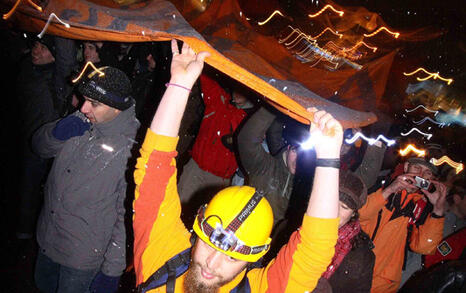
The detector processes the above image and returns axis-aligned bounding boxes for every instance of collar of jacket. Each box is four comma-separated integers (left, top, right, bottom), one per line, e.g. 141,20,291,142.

92,104,138,137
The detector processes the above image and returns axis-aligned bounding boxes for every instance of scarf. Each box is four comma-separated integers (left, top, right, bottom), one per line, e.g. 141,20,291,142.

322,220,361,279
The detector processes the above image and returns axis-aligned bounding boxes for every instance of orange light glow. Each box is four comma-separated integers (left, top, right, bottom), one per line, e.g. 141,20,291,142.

310,27,343,39
364,27,400,39
308,4,344,18
403,68,453,85
399,144,426,157
72,62,105,83
3,0,42,20
258,10,285,25
345,41,377,53
430,156,464,174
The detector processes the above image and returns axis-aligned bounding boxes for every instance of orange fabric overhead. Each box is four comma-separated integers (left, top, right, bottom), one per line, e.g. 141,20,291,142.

2,0,421,128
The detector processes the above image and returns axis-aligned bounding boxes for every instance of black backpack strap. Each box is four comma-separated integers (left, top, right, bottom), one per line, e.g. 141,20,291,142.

137,247,191,293
230,275,251,293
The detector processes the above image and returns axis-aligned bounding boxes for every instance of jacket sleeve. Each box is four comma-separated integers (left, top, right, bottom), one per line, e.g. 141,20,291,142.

353,144,387,190
237,107,277,176
249,216,339,292
359,188,386,222
132,129,191,285
409,216,445,254
32,119,65,158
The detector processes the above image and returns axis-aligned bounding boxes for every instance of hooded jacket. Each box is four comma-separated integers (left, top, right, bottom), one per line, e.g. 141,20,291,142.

32,106,139,276
237,107,293,225
359,188,444,292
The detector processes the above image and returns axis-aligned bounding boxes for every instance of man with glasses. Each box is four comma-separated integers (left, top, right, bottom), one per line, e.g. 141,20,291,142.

133,40,343,293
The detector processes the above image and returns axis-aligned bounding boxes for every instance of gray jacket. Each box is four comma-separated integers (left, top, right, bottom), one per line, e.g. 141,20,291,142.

238,107,293,226
33,106,139,276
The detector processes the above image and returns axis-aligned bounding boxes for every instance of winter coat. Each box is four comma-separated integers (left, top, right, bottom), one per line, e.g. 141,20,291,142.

32,106,139,276
328,230,376,293
359,188,444,292
190,74,247,179
17,59,58,153
237,107,293,225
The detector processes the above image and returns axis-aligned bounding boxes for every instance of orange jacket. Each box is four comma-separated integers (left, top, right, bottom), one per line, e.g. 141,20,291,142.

359,189,444,293
132,129,339,292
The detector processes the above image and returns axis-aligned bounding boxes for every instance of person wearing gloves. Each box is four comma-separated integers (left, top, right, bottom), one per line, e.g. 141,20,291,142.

32,66,139,293
132,40,342,293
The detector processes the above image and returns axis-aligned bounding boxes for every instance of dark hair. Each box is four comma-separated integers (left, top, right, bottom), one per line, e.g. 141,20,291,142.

339,170,368,210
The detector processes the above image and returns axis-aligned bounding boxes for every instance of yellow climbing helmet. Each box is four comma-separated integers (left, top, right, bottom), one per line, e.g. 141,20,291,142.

193,186,273,262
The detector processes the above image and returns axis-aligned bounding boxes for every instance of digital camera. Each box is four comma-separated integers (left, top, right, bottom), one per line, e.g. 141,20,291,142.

414,176,431,190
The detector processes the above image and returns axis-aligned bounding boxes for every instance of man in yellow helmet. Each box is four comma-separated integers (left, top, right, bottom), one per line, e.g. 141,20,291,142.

132,40,343,292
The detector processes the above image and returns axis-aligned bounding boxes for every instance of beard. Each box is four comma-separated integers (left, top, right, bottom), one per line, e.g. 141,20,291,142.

183,262,230,293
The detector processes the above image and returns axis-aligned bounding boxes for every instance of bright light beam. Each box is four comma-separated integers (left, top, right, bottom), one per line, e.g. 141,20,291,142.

364,26,400,39
3,0,42,20
403,68,453,85
400,128,433,140
430,156,464,174
345,132,396,146
258,10,285,25
308,4,344,18
399,144,426,157
412,117,446,128
37,13,71,39
310,27,343,39
72,62,105,83
405,105,439,116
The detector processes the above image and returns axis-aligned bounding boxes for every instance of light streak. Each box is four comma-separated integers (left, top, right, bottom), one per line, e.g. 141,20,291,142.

344,41,377,53
308,4,344,18
345,132,396,146
364,27,400,39
399,144,426,157
310,27,343,39
37,13,71,39
412,117,445,127
403,68,453,85
72,62,105,83
3,0,42,20
258,10,285,25
430,156,464,174
400,128,433,140
405,105,439,116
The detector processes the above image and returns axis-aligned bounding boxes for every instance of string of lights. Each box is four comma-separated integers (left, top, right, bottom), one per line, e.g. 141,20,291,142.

399,144,426,157
258,10,285,26
403,68,453,85
38,13,71,39
412,117,445,128
405,105,439,116
308,4,344,18
430,156,464,174
400,127,433,140
363,26,400,39
72,62,105,83
3,0,42,20
345,132,396,146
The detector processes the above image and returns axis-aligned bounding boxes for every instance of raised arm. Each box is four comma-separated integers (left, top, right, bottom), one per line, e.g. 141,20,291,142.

150,40,209,137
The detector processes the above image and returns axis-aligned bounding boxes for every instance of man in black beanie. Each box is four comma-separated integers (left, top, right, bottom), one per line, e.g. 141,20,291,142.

32,66,139,293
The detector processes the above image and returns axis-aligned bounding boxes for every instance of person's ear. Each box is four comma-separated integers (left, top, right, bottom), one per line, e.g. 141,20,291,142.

404,162,409,173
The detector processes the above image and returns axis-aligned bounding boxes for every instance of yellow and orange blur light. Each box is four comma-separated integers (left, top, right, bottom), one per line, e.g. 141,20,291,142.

308,4,344,18
72,62,105,83
403,67,453,85
310,27,343,39
364,26,400,39
3,0,42,20
258,10,285,26
345,41,377,53
430,156,464,174
399,144,426,157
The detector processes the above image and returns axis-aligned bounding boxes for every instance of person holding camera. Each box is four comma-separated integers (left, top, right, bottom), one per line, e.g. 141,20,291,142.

358,156,447,292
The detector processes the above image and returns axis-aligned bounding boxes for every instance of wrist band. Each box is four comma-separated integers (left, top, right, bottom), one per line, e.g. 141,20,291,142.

165,83,192,93
431,213,444,218
315,158,340,169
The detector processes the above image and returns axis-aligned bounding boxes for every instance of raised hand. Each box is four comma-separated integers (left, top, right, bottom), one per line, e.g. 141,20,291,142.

422,180,447,216
307,107,343,159
169,40,210,89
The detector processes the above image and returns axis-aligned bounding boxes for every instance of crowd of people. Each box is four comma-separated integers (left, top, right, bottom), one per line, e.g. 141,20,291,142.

8,32,466,293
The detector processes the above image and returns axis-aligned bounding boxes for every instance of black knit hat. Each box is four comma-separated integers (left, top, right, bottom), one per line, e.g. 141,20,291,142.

77,66,133,110
36,35,56,57
339,170,368,210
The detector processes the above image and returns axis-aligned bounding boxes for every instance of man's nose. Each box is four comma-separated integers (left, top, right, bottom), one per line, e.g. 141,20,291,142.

81,101,91,113
205,250,222,270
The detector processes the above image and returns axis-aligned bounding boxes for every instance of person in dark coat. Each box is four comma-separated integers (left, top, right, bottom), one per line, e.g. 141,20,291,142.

16,35,59,240
313,170,376,293
32,66,139,293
